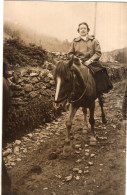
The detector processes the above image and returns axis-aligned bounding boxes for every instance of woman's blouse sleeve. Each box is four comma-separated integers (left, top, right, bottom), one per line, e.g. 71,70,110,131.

90,39,102,62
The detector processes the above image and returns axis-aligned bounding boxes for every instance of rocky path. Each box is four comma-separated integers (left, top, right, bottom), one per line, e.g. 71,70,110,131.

3,80,126,195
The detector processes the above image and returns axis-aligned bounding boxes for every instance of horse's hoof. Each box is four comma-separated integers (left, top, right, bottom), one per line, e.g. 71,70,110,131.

65,140,71,145
90,136,97,146
63,143,72,157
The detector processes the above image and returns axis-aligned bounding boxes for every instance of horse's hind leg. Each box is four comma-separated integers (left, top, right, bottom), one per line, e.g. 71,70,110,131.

89,102,97,145
98,95,107,124
82,107,88,132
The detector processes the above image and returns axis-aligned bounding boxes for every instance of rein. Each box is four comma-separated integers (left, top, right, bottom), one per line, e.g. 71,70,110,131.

69,66,89,104
54,92,70,103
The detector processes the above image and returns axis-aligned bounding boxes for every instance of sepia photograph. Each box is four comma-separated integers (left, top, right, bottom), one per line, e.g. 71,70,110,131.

2,1,127,195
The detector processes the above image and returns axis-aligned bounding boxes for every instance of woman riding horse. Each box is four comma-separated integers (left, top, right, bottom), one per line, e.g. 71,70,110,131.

68,22,113,95
54,23,113,155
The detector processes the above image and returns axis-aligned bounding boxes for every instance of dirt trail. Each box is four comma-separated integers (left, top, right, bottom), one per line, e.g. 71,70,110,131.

3,80,126,195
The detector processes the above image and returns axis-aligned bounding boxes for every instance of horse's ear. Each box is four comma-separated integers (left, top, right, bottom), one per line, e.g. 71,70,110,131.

73,57,81,66
68,56,74,68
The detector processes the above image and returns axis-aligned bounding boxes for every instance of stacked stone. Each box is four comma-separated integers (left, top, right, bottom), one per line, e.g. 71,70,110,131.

5,63,56,143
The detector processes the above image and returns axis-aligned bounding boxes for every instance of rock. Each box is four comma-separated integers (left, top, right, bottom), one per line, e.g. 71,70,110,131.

50,80,55,86
7,155,13,160
47,73,53,79
11,162,16,166
73,168,80,172
17,158,21,162
23,148,27,153
98,136,107,140
14,85,22,90
21,70,28,76
44,77,50,83
113,125,116,129
65,174,73,181
76,159,82,163
14,146,20,154
24,84,33,92
75,176,80,180
75,150,81,154
84,170,89,174
30,73,39,77
75,144,81,149
85,152,89,156
15,140,21,145
29,91,38,98
88,162,94,166
78,170,82,174
43,187,48,190
7,71,14,77
31,77,39,83
55,175,62,179
90,154,95,157
22,137,30,142
27,133,33,138
85,149,90,152
3,149,11,157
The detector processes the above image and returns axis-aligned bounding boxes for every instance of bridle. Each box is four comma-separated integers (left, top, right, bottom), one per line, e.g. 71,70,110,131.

54,65,89,104
54,92,70,104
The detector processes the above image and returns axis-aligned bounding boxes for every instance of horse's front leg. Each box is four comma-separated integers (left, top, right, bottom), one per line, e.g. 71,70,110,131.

65,104,78,144
89,102,97,145
63,104,78,156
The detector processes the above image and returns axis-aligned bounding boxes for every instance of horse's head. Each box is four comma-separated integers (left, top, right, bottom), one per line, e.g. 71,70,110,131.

54,58,74,109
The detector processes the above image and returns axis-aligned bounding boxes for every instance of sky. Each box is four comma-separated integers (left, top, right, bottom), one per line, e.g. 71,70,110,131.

3,1,127,52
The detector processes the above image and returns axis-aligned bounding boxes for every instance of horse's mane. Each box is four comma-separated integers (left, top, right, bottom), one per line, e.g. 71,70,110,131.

54,60,71,80
55,59,88,86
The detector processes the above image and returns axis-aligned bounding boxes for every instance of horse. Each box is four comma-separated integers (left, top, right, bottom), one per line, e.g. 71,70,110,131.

54,57,106,155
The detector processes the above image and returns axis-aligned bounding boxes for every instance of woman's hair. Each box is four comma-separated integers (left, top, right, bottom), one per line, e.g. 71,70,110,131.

77,22,90,33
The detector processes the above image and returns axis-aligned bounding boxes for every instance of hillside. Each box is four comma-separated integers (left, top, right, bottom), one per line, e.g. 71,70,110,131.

3,20,127,63
4,21,70,52
100,48,127,63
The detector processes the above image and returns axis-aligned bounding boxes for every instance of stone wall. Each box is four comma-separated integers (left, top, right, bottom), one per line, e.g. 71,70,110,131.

5,63,58,142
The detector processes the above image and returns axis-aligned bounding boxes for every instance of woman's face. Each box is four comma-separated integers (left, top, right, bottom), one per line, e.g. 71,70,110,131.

79,24,88,36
